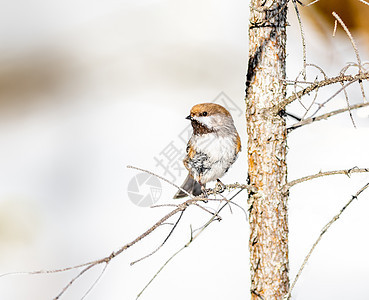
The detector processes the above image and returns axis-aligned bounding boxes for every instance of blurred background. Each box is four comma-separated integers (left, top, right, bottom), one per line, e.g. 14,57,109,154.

0,0,369,299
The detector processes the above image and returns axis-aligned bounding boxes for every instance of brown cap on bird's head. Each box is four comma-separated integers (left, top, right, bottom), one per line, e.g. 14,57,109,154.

188,103,231,118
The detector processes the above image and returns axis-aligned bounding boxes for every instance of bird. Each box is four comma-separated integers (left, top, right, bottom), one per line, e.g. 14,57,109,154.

173,103,241,199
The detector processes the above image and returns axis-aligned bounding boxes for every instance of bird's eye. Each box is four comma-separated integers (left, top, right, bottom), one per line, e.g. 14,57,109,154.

202,111,207,116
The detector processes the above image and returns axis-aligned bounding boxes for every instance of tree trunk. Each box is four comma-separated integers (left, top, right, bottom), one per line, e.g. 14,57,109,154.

246,1,289,299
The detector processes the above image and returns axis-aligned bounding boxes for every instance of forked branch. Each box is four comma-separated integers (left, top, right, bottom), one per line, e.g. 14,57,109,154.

287,102,369,132
274,72,369,113
1,166,249,299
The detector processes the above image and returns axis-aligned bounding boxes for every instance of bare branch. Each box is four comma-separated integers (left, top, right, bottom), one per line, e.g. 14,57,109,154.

332,19,338,36
332,12,367,103
0,260,102,278
358,0,369,6
54,263,97,300
292,0,307,79
285,181,369,299
287,102,369,132
284,167,369,191
309,79,358,118
306,63,328,79
136,189,244,299
275,72,369,112
305,0,320,7
81,263,109,300
332,13,361,68
2,200,186,298
340,80,357,129
130,210,185,266
290,64,328,116
221,182,257,193
193,202,222,219
1,165,249,299
300,76,319,119
136,243,184,300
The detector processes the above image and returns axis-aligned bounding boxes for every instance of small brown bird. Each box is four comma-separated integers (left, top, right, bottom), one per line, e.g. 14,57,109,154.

174,103,241,199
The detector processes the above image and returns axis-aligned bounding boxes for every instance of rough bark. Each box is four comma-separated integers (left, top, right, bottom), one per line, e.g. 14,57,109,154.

245,1,289,299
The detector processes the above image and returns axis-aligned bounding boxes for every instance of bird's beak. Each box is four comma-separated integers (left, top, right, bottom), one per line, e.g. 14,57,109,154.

186,115,193,121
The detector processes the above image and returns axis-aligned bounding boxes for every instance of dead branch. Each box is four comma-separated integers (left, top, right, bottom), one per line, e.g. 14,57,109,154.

284,181,369,299
274,72,369,113
221,182,257,193
292,0,307,79
52,204,185,299
358,0,369,7
130,210,185,266
305,0,319,7
300,76,319,119
287,102,369,132
0,166,249,299
290,64,327,118
339,78,356,129
80,263,109,300
332,12,367,103
308,79,359,118
284,167,369,191
136,189,244,299
332,13,362,72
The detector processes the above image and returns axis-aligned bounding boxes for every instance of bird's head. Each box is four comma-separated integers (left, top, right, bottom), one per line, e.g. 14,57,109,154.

186,103,234,134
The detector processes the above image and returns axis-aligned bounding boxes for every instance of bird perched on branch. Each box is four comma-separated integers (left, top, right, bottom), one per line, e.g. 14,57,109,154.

173,103,241,199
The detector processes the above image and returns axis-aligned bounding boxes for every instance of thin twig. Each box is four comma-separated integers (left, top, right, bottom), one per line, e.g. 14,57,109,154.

135,245,184,300
332,13,360,63
332,20,338,37
292,0,307,79
150,204,178,208
287,102,369,132
284,167,369,191
308,79,364,118
358,0,369,6
1,165,249,299
0,259,104,278
290,64,327,118
130,210,185,266
332,12,367,103
305,0,319,7
301,76,319,120
285,182,369,299
81,263,109,300
200,196,248,221
136,189,244,299
194,202,222,219
275,72,369,112
332,13,361,71
54,263,96,300
306,63,328,80
340,80,357,128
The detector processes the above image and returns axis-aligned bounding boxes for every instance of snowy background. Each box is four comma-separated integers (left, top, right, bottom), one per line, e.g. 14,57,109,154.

0,1,369,299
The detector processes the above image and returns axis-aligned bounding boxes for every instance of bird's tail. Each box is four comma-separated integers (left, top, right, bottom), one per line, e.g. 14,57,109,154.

173,174,203,199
